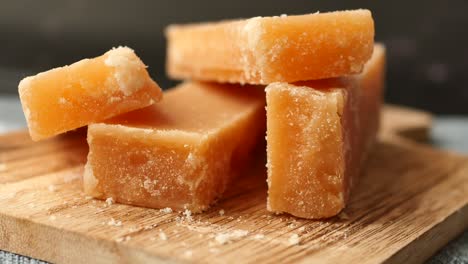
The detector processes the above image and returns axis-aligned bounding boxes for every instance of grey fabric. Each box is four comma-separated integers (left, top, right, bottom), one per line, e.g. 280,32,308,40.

0,97,467,264
0,251,47,264
427,232,468,264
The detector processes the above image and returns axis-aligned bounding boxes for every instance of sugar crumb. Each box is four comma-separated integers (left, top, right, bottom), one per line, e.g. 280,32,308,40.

288,234,300,246
183,209,193,222
215,229,249,245
105,197,114,206
104,46,144,96
160,207,173,214
159,231,168,241
218,209,225,216
214,234,230,245
85,196,93,200
254,234,265,240
128,226,139,232
107,218,122,227
144,224,157,230
116,236,131,243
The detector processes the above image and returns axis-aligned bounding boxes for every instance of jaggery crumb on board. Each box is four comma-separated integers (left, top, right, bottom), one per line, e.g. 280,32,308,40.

18,46,162,141
160,208,173,214
214,229,249,245
159,231,168,241
288,234,300,246
107,218,122,227
84,81,266,213
166,10,374,85
115,236,132,243
183,209,193,222
253,234,265,240
266,44,386,219
105,197,114,206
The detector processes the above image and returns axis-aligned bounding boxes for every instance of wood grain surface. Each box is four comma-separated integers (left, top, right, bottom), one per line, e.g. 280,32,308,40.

0,106,467,264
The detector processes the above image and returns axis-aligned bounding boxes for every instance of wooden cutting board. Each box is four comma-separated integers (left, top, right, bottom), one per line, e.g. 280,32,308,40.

1,105,467,264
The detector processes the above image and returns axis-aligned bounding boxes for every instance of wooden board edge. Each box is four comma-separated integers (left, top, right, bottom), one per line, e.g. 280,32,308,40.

0,214,179,264
384,203,468,263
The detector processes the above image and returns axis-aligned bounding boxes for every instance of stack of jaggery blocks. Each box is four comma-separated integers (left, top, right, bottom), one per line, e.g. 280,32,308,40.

18,9,385,219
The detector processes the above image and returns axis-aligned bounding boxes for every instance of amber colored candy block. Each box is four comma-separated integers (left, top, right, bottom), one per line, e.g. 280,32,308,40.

18,47,162,141
266,44,385,219
84,81,266,213
166,9,374,85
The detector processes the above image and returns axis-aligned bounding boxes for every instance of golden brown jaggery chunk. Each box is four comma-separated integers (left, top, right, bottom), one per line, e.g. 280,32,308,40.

266,44,385,219
84,82,265,212
19,47,162,141
166,10,374,85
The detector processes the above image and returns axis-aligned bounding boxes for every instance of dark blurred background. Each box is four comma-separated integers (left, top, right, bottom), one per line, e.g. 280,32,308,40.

1,0,467,114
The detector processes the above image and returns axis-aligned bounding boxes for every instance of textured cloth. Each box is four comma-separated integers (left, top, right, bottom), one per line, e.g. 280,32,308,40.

428,232,468,264
0,251,47,264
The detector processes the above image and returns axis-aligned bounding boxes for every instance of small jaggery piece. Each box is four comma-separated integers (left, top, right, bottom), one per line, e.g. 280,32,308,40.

266,44,385,219
166,9,374,85
84,81,265,212
18,47,162,141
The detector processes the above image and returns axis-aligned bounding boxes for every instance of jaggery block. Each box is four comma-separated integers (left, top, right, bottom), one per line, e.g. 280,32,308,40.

84,81,266,212
166,9,374,85
18,47,162,141
266,44,385,219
